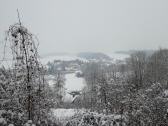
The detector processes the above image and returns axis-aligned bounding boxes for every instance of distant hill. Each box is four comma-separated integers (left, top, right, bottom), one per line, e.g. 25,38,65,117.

115,50,155,56
41,52,73,58
77,52,111,61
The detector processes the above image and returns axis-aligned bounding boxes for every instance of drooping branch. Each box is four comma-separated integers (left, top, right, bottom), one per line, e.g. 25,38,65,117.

6,11,44,120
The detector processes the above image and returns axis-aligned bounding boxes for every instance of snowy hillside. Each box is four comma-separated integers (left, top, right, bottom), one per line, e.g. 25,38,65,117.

40,53,87,64
40,52,129,65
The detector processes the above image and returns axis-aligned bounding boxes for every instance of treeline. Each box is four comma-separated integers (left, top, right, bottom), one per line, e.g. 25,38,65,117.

75,49,168,125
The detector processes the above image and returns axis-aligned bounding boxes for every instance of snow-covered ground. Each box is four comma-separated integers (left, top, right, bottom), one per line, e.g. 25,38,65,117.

51,108,76,119
65,73,85,91
64,73,85,102
47,73,85,102
51,108,85,119
48,73,86,120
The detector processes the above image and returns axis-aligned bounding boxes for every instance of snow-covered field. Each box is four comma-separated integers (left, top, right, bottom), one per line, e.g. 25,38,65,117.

52,108,77,119
64,73,85,102
51,108,85,119
47,73,85,102
65,73,85,91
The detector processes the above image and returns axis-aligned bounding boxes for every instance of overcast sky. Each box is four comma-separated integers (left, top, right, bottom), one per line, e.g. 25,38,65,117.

0,0,168,54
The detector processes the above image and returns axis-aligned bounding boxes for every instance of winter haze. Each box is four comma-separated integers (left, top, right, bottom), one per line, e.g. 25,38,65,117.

0,0,168,54
1,0,168,126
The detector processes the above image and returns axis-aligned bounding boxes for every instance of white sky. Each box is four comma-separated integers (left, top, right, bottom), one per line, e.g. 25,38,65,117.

0,0,168,55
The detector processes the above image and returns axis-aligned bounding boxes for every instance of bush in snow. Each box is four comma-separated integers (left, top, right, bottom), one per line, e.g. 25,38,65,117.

65,112,126,126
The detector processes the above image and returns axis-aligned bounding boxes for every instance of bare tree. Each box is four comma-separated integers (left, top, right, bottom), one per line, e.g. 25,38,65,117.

6,12,45,121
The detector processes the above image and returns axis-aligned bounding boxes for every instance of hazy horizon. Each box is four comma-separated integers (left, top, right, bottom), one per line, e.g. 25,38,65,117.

1,0,168,55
